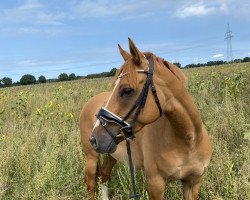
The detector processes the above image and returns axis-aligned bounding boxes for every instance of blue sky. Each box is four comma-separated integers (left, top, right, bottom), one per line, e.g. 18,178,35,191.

0,0,250,81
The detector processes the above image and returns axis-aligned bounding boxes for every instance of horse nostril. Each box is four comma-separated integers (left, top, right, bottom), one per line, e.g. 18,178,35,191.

89,136,97,149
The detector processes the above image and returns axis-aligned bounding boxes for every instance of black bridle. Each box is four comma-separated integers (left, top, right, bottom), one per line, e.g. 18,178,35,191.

95,55,162,199
96,56,162,141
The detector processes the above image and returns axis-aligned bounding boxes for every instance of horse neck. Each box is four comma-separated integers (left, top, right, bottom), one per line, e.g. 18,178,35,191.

156,70,203,146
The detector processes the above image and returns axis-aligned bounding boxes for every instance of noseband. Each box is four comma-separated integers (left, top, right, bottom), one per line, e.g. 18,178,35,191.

96,56,162,142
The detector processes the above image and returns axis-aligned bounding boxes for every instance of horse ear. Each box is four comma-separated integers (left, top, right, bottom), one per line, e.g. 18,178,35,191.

118,44,131,61
128,37,144,66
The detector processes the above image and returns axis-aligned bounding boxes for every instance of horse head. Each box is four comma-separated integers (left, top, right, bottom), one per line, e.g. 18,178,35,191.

90,38,186,153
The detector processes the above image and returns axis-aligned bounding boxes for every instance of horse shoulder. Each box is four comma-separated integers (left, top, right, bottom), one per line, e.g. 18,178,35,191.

141,118,211,180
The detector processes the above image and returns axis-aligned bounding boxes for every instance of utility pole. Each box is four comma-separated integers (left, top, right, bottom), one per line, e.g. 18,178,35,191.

225,23,233,62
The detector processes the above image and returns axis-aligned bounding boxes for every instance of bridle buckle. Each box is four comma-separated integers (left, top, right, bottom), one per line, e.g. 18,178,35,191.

120,125,135,140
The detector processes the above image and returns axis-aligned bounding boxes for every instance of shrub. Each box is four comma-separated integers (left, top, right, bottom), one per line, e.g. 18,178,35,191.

173,62,181,68
1,77,12,87
58,73,69,81
69,73,76,80
20,74,36,85
243,57,250,62
38,75,46,83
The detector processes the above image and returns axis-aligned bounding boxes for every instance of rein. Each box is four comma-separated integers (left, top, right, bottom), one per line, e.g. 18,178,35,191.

96,56,162,199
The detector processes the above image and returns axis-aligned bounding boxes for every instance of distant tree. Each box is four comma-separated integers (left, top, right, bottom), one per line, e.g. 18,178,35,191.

185,63,196,68
13,81,20,86
69,73,76,80
173,62,181,68
185,60,226,68
77,75,83,79
20,74,36,85
1,77,12,87
109,68,117,76
38,75,46,83
243,57,250,62
47,79,57,83
58,73,69,81
233,59,242,63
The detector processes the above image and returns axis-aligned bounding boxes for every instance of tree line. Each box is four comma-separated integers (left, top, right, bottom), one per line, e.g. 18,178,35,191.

0,68,117,88
185,57,250,68
1,57,250,88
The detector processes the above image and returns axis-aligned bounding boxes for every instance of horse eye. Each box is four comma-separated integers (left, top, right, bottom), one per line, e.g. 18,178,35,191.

121,88,134,97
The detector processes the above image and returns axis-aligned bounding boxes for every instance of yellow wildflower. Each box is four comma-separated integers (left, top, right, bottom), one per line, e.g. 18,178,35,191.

2,96,8,101
67,112,74,120
0,134,6,141
211,72,216,78
36,108,42,115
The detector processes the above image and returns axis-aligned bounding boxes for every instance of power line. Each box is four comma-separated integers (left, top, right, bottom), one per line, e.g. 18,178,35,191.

1,40,221,78
225,23,233,61
0,60,123,78
0,33,241,79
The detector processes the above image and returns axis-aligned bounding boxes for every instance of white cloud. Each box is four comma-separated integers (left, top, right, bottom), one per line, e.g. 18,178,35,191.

73,0,137,17
0,0,65,26
0,27,62,38
16,59,41,67
74,0,250,20
71,0,250,20
248,53,250,55
175,1,227,18
212,54,224,58
230,0,250,19
72,0,168,18
122,12,153,20
0,0,168,29
175,0,250,19
1,0,250,26
192,57,204,62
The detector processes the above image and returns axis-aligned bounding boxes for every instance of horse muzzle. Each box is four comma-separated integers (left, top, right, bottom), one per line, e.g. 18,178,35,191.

89,129,118,153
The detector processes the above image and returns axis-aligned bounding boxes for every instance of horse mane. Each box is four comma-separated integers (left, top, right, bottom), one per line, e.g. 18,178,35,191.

111,52,186,89
144,52,187,84
161,59,187,84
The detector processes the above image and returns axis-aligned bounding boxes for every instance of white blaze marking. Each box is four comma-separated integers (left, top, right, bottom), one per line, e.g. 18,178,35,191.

104,77,121,108
93,119,100,129
102,184,109,200
92,77,121,131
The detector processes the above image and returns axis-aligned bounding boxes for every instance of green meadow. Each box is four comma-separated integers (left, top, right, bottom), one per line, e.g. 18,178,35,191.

0,62,249,199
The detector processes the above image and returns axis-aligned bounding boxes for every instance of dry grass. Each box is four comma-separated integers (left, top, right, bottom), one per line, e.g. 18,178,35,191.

0,63,249,199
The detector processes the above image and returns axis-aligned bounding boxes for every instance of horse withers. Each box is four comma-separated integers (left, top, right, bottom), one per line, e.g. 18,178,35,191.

80,38,212,200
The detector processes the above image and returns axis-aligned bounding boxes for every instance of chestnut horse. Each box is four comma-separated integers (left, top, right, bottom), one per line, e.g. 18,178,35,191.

80,38,212,200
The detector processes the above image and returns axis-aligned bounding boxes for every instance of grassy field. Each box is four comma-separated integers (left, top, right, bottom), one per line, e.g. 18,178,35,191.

0,62,249,199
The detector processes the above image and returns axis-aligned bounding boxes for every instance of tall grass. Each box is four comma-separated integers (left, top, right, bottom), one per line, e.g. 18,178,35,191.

0,63,249,199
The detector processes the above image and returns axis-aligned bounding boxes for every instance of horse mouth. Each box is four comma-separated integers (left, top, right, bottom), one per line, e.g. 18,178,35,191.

91,138,117,154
